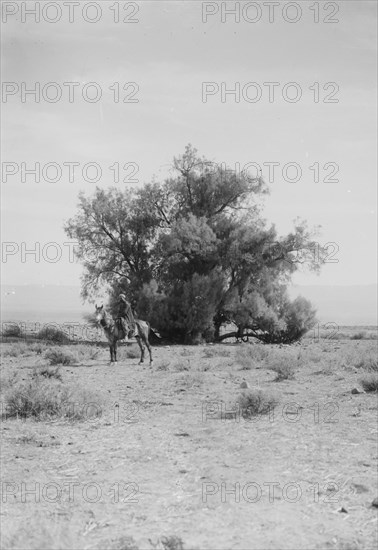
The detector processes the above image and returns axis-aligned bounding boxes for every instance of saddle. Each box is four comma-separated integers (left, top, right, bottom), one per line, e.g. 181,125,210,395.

116,318,137,339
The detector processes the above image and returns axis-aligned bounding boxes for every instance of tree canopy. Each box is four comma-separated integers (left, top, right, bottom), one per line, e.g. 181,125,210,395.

65,145,321,343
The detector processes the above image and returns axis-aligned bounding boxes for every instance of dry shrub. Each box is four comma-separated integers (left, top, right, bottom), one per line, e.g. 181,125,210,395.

37,326,70,343
2,343,28,357
250,346,270,362
76,344,101,360
32,366,62,381
2,323,23,338
265,348,302,380
270,363,296,381
29,342,47,355
160,536,186,550
177,373,203,389
203,347,230,358
236,389,278,418
44,348,77,365
360,374,378,393
235,348,262,370
125,346,141,359
175,361,190,372
350,331,367,340
355,356,378,372
96,536,139,550
4,376,103,421
157,362,170,371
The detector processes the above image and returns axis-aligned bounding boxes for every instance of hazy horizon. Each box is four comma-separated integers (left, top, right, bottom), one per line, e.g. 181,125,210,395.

1,283,377,326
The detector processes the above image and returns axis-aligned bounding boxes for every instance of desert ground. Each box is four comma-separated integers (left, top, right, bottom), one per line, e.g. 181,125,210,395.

1,329,377,550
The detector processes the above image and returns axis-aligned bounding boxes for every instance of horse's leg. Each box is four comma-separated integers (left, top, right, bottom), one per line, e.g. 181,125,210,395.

136,336,145,364
144,329,153,365
109,343,113,363
114,340,118,363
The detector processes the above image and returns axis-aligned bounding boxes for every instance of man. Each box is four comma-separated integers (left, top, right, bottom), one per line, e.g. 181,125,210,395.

117,293,136,340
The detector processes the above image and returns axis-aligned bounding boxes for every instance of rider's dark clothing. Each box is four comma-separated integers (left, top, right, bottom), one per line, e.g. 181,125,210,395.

117,298,136,338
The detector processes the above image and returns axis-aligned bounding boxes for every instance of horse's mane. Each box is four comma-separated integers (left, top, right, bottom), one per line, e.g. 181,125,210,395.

99,308,116,329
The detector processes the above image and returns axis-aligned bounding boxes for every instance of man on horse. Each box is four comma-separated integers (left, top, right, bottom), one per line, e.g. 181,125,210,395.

117,293,137,340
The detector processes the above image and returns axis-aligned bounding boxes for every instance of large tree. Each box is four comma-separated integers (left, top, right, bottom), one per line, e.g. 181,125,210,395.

65,145,322,343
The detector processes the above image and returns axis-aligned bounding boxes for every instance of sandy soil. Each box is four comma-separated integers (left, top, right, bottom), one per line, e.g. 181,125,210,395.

1,338,377,550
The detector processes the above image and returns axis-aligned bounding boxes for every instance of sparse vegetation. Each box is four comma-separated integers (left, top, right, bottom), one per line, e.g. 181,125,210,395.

203,347,230,358
100,535,139,550
175,361,190,372
350,331,367,340
3,375,102,421
2,324,23,338
1,332,377,550
157,362,170,371
1,342,28,357
265,348,302,381
235,348,261,370
354,356,378,372
32,365,62,381
181,349,194,357
126,346,141,359
270,362,296,381
360,373,378,393
236,389,278,418
76,344,102,361
236,345,273,369
29,342,47,354
44,348,77,365
37,326,70,344
160,536,186,550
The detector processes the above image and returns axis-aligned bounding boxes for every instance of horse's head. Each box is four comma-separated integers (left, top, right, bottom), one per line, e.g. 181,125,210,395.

94,304,105,326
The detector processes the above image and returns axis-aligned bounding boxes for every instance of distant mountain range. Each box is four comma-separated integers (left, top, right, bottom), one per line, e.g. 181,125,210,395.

1,284,377,326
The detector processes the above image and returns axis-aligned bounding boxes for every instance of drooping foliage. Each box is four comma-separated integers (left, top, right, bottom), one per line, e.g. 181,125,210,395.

65,145,321,343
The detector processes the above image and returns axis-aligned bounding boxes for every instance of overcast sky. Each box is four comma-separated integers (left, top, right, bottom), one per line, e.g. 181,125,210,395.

1,0,377,289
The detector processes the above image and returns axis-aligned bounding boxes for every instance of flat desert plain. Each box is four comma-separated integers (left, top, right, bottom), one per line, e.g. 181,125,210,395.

1,334,377,550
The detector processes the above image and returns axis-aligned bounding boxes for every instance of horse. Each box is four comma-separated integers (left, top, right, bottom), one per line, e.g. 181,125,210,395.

95,305,153,365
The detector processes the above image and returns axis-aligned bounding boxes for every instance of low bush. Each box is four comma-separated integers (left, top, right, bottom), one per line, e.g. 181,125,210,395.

236,389,278,418
4,376,102,421
37,327,70,344
2,324,22,338
32,366,62,381
350,331,367,340
354,356,378,372
44,348,77,366
125,347,141,359
2,343,28,357
360,374,378,393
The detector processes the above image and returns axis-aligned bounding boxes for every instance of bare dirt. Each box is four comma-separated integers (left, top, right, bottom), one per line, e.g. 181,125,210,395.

1,337,377,550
